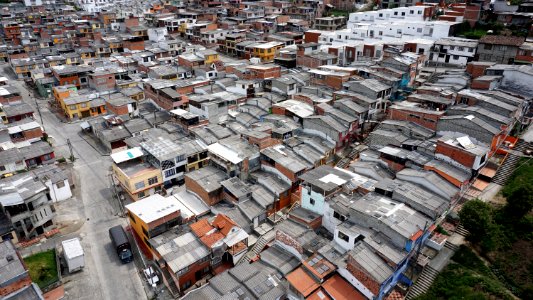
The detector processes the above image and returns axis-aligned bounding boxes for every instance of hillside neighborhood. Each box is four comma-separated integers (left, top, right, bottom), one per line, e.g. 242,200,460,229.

0,0,532,300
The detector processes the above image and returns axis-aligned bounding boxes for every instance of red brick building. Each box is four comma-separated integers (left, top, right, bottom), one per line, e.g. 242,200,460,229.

184,166,226,206
466,61,496,79
388,104,444,131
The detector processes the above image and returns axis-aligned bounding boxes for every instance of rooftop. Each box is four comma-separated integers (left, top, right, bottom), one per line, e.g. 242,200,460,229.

150,231,210,274
0,240,26,286
125,194,180,224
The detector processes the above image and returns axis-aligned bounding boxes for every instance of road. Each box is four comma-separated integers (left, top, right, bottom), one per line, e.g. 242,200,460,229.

2,66,146,300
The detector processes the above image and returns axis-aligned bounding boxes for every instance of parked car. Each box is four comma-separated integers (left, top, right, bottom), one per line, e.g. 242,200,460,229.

143,267,160,287
109,225,133,263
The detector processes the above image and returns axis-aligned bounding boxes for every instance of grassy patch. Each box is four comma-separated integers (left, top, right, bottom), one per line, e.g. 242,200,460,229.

416,246,514,300
328,9,352,17
501,158,533,197
24,250,59,289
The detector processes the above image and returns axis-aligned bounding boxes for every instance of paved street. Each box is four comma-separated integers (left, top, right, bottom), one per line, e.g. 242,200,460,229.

1,65,146,300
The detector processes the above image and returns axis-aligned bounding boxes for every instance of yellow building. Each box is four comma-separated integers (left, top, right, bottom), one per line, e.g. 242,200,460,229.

182,140,210,172
125,194,181,252
53,85,78,106
111,147,163,201
202,50,219,65
253,41,284,62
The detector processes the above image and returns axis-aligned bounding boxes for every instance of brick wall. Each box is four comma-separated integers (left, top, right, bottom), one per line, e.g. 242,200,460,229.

388,108,440,131
304,31,321,43
470,79,491,90
275,230,303,254
346,255,380,295
0,276,32,296
185,175,222,206
274,161,297,182
296,56,320,69
106,103,129,116
466,62,494,78
435,140,476,168
21,127,43,141
289,213,322,230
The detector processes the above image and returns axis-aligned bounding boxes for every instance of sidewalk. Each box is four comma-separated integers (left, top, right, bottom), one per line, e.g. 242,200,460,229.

77,131,110,156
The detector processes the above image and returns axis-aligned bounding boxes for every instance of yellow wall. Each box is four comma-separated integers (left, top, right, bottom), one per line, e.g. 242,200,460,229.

186,155,209,172
252,46,281,62
128,211,151,250
112,163,163,201
204,54,219,65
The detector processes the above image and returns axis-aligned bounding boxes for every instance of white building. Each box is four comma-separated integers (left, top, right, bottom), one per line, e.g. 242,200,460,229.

429,37,478,66
75,0,125,13
24,0,55,6
348,5,432,24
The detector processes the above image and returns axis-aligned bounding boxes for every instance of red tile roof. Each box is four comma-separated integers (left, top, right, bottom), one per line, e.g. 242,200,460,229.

307,287,333,300
190,218,215,238
212,213,237,236
200,232,225,248
479,35,525,46
286,267,320,297
322,274,366,300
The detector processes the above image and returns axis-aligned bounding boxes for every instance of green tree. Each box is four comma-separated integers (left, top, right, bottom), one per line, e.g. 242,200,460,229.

504,183,533,220
459,200,493,243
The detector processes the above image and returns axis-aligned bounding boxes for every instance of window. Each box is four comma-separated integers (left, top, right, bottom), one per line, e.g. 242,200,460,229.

410,10,414,14
56,181,65,188
379,31,383,36
164,168,176,177
129,213,136,223
401,12,406,16
142,226,148,237
458,47,464,51
450,46,455,50
417,28,422,33
337,231,349,242
484,44,492,50
80,103,87,108
310,198,315,206
453,55,459,60
177,266,189,276
134,181,145,190
394,12,398,16
70,105,76,110
182,280,191,290
468,48,474,52
333,211,346,221
148,176,158,185
418,10,422,14
0,165,5,171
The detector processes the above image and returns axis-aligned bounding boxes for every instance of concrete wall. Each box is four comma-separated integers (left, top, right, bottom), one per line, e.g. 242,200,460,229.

46,179,72,202
300,185,325,215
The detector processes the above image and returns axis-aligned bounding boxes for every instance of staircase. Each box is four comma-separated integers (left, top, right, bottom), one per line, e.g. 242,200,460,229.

405,265,440,300
236,230,276,265
444,240,460,251
492,140,528,185
455,224,469,237
336,157,351,169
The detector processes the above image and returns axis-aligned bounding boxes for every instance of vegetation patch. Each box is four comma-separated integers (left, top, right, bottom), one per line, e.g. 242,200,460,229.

24,249,59,289
416,246,514,300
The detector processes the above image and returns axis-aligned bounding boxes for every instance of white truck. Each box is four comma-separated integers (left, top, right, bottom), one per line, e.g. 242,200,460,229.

61,238,85,273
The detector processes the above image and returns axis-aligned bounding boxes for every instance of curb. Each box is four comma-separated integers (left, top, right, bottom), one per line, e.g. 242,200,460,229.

77,131,110,156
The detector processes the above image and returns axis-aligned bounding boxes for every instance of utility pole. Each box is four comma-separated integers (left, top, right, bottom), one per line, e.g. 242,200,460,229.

67,138,75,162
33,95,45,132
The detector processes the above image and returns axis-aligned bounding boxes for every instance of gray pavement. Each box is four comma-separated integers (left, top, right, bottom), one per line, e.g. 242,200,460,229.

2,66,147,300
